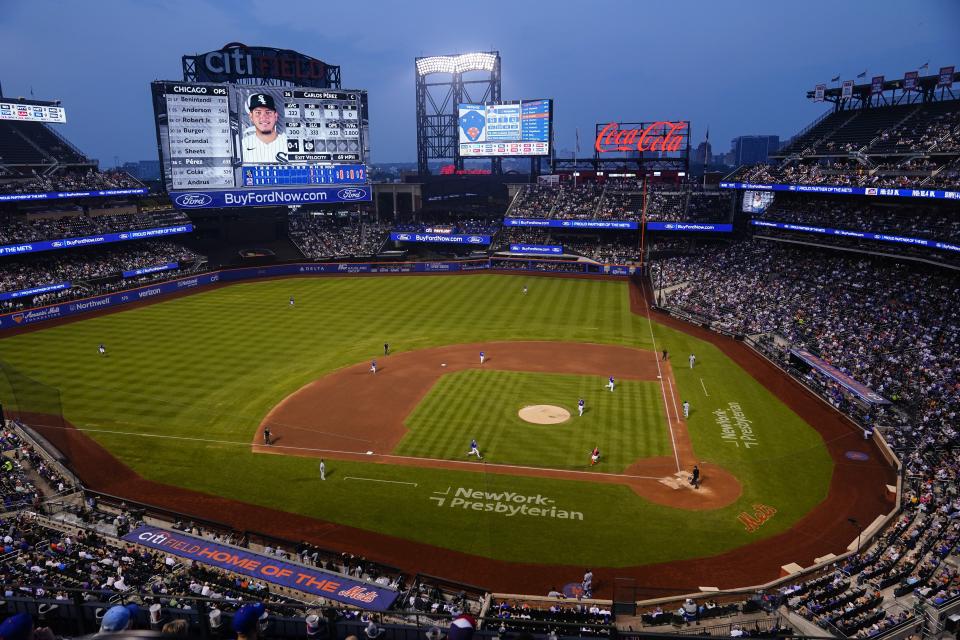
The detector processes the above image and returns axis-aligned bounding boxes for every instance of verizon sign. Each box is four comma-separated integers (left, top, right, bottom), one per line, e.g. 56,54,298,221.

594,121,689,155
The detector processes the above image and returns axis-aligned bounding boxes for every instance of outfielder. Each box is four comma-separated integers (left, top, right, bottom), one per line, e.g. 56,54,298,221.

522,285,528,295
578,398,585,417
289,296,295,307
319,458,326,481
98,343,106,356
467,439,483,459
590,446,600,466
607,376,615,392
689,353,696,369
682,400,690,419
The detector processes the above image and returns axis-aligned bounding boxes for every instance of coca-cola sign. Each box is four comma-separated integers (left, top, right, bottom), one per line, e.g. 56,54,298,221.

595,121,689,154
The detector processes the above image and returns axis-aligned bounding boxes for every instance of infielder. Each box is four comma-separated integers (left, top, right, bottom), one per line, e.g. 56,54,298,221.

590,446,600,466
319,458,326,481
98,343,106,356
370,359,377,374
263,427,272,446
479,351,485,365
689,353,696,369
522,285,528,295
467,439,483,459
241,93,288,164
578,398,585,417
682,400,690,419
607,376,615,392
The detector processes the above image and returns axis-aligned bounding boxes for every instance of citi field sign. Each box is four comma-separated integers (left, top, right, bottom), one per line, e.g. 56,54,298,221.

183,43,337,88
594,121,689,154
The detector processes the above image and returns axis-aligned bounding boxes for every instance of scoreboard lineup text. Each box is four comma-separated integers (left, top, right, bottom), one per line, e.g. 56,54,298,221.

152,82,368,192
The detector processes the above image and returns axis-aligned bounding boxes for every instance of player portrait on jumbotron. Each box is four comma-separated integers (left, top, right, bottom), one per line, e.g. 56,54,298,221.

241,92,289,164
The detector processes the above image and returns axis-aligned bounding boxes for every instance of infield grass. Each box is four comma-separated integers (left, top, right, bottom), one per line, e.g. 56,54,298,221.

398,369,669,471
0,274,834,567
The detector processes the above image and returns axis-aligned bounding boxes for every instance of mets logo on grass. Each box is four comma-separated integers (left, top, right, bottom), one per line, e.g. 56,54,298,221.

429,487,584,520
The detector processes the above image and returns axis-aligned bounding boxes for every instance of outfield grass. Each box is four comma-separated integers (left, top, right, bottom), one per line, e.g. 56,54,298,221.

0,274,833,567
398,369,669,471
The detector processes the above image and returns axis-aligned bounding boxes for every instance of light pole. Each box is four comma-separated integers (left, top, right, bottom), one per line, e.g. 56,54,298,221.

848,517,863,554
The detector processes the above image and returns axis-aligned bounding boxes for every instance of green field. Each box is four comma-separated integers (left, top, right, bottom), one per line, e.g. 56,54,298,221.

0,274,834,567
398,370,668,471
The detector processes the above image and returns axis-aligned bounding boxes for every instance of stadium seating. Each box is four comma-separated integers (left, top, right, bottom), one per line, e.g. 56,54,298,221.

287,215,389,258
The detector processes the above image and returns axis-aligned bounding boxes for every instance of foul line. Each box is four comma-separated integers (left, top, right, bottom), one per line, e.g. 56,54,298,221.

44,425,667,482
639,287,682,473
700,378,710,396
344,476,417,487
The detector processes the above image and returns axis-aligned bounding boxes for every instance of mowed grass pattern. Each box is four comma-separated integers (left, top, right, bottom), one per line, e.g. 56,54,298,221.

397,370,668,471
0,274,835,567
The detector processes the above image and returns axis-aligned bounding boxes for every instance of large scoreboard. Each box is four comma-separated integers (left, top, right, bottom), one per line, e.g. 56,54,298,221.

151,82,370,209
457,99,552,157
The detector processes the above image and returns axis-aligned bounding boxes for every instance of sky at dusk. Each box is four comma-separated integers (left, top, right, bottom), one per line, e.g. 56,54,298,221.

1,0,958,166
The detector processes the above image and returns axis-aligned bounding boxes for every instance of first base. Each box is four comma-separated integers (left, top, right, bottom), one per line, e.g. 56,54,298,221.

366,450,373,455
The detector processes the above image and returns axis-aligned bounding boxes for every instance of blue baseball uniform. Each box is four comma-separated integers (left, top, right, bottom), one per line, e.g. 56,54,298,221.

607,376,615,392
480,351,485,364
578,398,585,416
467,439,482,459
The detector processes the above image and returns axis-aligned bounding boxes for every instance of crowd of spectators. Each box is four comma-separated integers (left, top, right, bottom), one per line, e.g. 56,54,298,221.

0,169,144,195
0,210,191,246
730,158,958,190
390,219,500,235
755,195,960,244
655,240,960,434
0,242,203,312
493,228,641,264
287,215,389,258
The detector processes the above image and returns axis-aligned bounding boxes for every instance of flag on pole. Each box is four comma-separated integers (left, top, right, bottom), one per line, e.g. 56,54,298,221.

575,128,580,154
831,75,841,82
856,70,867,78
919,62,929,71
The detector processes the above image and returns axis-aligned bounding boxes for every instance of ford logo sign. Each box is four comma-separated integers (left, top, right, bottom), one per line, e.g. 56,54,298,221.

397,233,411,241
468,236,484,243
337,188,366,201
174,193,213,208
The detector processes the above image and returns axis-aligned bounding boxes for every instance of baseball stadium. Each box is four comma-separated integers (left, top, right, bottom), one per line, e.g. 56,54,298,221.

0,4,958,640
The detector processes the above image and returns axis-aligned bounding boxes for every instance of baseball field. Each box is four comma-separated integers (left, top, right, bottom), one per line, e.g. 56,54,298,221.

0,273,894,594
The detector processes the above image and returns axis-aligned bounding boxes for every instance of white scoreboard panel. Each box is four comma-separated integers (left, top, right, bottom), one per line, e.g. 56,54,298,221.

160,84,234,190
0,102,67,124
279,89,363,163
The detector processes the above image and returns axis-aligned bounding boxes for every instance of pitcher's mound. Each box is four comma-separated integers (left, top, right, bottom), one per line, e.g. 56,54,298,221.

519,405,571,424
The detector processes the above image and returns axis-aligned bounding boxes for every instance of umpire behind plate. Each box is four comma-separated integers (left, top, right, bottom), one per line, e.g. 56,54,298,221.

242,92,288,164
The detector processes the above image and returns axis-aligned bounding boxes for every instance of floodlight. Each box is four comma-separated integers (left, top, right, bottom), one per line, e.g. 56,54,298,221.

416,53,498,76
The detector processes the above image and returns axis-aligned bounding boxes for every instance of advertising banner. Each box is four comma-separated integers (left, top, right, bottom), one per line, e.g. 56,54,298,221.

503,218,639,230
841,80,854,99
870,75,885,94
903,71,919,90
0,188,148,203
389,232,491,245
123,263,179,278
509,244,564,255
750,219,960,253
0,225,194,257
814,84,826,102
0,282,71,302
645,222,732,232
170,186,370,210
720,182,959,201
790,349,890,405
122,527,397,609
939,66,955,88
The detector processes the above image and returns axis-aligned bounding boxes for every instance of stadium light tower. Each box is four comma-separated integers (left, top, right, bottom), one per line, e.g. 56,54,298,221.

415,52,501,176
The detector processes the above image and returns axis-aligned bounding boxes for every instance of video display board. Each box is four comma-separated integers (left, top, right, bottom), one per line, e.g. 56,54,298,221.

457,99,551,157
151,82,369,194
743,190,775,214
0,101,67,123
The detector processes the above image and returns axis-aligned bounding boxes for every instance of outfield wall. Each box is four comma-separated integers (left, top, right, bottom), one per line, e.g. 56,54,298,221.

0,259,636,331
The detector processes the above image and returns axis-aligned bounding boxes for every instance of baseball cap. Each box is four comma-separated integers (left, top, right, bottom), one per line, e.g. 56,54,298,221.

100,604,139,633
0,613,33,640
247,93,276,112
232,603,266,634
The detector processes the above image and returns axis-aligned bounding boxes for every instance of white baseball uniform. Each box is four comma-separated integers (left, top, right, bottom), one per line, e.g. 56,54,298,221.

241,130,289,164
